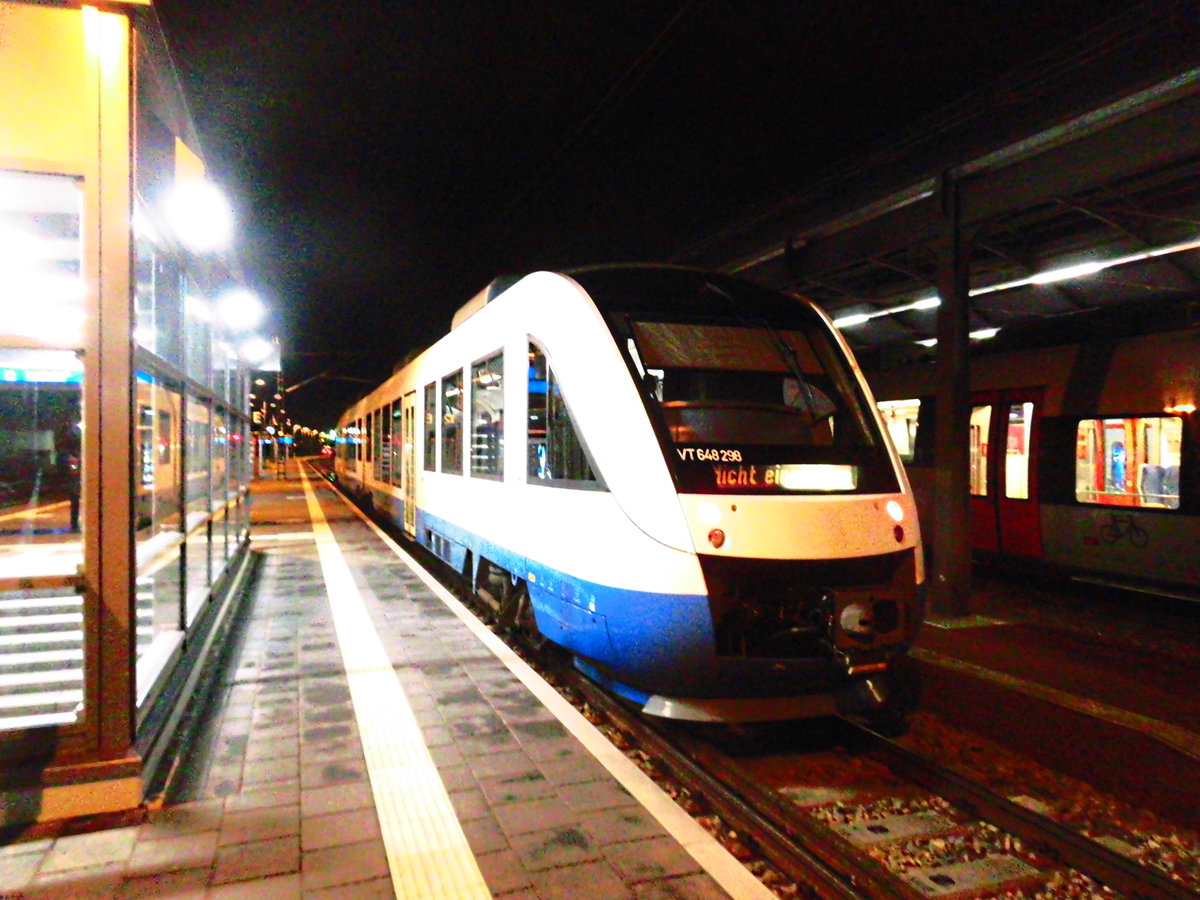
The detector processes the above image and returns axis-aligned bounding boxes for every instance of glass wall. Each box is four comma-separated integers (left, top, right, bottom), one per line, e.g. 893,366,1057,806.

0,171,86,731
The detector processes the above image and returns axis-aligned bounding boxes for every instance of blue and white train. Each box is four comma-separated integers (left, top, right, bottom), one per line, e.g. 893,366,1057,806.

335,265,925,722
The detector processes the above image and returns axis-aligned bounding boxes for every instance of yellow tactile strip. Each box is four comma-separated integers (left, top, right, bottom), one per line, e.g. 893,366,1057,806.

299,470,491,900
323,477,776,900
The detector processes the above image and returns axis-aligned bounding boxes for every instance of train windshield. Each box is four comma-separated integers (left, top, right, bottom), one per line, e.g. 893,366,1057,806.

624,317,898,495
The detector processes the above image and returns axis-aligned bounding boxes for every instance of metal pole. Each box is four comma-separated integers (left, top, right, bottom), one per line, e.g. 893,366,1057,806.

930,174,973,617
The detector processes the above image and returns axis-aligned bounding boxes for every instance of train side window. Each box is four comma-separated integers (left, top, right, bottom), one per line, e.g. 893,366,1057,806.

1075,416,1181,509
878,398,920,463
356,417,363,461
441,370,464,475
470,352,503,478
423,383,437,472
527,343,602,489
376,406,390,482
365,410,374,464
969,405,992,496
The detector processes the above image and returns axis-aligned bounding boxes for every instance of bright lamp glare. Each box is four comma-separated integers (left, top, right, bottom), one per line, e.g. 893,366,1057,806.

912,296,941,310
1029,261,1105,285
778,464,857,491
162,179,233,253
218,289,264,331
239,337,274,365
832,313,871,328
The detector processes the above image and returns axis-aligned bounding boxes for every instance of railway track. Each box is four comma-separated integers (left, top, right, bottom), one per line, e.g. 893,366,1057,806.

565,673,1196,900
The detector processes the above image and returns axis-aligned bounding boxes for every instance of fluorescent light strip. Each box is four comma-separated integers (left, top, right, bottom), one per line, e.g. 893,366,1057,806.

833,235,1200,331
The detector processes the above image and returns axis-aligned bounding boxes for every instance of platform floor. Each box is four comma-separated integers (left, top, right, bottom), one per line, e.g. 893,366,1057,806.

2,460,1198,897
0,463,770,899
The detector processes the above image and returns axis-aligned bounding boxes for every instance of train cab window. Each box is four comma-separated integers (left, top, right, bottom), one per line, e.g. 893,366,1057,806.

1004,402,1033,500
1075,416,1182,509
527,343,602,488
423,383,437,472
470,352,503,478
878,398,921,463
441,370,464,475
969,405,992,496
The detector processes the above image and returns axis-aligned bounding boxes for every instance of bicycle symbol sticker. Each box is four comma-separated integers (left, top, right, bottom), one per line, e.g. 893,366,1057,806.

1099,512,1149,548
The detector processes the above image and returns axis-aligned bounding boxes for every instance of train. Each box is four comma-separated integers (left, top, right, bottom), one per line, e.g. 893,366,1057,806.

869,323,1198,599
334,265,926,724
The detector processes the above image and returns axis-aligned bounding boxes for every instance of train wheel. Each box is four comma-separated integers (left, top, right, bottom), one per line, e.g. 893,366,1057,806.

512,582,547,651
475,558,511,621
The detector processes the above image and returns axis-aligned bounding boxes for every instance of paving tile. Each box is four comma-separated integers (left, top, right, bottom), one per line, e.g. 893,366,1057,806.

303,875,394,900
221,781,300,813
632,873,734,900
211,835,299,885
26,862,125,899
299,758,367,789
510,824,603,871
584,806,669,846
0,846,41,889
299,808,381,852
241,755,300,787
491,797,580,837
478,769,556,806
299,782,373,818
447,787,491,822
127,830,219,874
459,813,510,856
218,804,299,846
40,826,138,873
473,848,533,896
540,755,613,787
207,871,301,899
606,836,703,883
464,748,532,779
300,838,389,892
559,778,636,813
113,867,209,899
534,859,634,900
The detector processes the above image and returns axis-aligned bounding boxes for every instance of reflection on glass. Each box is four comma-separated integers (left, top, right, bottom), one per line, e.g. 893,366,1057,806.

1004,402,1033,500
0,169,87,732
969,405,992,496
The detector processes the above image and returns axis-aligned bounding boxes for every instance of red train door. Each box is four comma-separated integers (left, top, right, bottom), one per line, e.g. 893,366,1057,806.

968,388,1044,559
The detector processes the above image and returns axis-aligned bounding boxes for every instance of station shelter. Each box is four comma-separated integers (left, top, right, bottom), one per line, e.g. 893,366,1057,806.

1,1,256,828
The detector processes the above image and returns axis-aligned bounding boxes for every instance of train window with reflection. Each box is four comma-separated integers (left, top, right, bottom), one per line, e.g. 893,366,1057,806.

470,352,503,478
527,344,602,489
423,383,436,471
1075,417,1181,509
969,405,992,496
441,370,464,475
878,399,921,463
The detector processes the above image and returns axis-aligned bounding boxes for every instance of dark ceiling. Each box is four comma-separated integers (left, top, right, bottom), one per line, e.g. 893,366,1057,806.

675,0,1200,366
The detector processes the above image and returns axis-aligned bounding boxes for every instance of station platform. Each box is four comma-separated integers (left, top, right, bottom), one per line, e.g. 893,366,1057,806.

0,460,771,899
3,459,1197,896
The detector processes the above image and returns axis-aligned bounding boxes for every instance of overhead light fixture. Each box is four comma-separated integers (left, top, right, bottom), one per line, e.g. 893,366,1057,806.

161,179,233,254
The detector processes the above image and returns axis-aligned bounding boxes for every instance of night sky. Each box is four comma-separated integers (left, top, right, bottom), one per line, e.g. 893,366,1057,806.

153,0,1133,427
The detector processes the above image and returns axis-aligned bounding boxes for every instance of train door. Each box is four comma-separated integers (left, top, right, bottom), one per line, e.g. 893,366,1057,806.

968,388,1044,558
402,391,417,535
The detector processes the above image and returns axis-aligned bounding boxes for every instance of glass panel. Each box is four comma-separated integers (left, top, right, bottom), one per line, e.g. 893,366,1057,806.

365,409,374,464
184,397,211,624
0,169,86,731
1004,402,1033,500
133,217,182,368
389,403,402,486
441,371,463,475
0,171,83,347
471,352,503,478
183,282,212,387
878,398,921,463
423,383,436,472
527,344,599,487
969,405,992,496
1074,417,1182,509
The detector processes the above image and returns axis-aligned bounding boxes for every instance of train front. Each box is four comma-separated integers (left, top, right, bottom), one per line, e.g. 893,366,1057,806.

574,267,925,725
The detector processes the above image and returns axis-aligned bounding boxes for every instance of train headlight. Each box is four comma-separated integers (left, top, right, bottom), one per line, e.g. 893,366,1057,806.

839,601,873,637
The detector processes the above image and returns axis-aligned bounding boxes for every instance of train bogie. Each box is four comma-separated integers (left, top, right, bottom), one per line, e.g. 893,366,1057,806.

337,266,926,722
